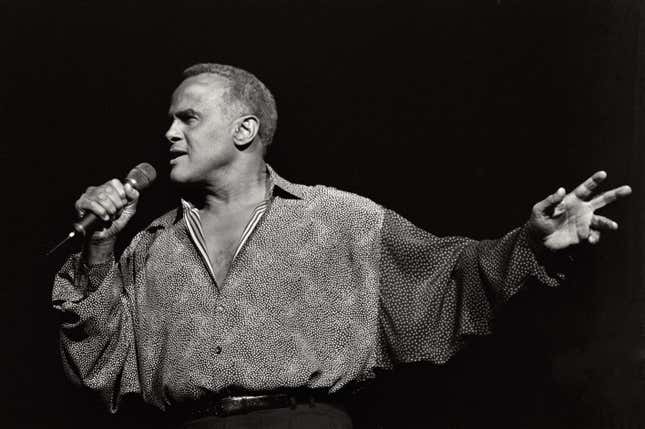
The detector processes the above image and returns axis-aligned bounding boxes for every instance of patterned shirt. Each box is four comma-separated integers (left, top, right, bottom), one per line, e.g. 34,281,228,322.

52,166,564,413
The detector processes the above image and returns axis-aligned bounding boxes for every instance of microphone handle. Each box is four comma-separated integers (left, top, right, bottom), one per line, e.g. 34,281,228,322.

72,213,101,236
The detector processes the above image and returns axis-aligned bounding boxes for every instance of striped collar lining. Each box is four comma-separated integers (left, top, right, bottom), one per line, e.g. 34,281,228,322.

180,199,269,288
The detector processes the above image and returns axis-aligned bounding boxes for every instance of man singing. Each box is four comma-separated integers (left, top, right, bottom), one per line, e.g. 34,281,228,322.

52,63,632,429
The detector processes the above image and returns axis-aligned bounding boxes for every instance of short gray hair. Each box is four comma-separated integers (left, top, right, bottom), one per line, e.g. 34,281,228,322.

183,63,278,148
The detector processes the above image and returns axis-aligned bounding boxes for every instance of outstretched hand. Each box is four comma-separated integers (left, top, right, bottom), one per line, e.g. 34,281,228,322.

529,171,632,251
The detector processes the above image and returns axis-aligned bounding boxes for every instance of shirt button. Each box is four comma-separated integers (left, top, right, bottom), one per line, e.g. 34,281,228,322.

215,345,222,354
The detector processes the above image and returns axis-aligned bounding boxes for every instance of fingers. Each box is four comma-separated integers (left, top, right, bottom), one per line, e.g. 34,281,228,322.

108,178,127,201
533,187,566,216
102,179,127,213
75,195,110,221
590,185,632,210
75,179,132,221
586,215,619,245
584,215,620,245
573,171,607,200
590,214,618,231
588,230,601,245
124,182,140,201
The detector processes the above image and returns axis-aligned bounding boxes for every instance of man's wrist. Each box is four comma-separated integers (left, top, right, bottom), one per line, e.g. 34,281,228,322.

83,237,117,265
525,222,548,259
523,223,574,275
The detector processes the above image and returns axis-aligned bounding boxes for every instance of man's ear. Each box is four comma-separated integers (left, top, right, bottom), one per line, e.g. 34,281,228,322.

232,115,260,150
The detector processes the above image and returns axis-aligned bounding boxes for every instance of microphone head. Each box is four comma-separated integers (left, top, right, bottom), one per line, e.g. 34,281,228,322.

126,162,157,191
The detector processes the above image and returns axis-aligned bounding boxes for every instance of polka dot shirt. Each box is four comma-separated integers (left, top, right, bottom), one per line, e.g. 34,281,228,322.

52,166,564,413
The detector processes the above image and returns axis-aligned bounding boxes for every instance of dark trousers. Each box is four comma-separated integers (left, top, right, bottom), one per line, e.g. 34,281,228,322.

180,402,352,429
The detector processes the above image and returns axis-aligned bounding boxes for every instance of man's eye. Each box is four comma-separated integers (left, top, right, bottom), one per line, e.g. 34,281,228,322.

179,115,197,124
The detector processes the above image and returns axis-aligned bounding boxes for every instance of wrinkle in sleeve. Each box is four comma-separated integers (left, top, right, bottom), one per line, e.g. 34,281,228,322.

52,245,141,413
376,209,565,367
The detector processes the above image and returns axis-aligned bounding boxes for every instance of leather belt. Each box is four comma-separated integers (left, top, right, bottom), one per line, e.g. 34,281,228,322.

172,390,336,421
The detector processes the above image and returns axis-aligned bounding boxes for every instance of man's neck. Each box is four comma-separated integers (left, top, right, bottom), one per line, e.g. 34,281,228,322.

183,160,268,215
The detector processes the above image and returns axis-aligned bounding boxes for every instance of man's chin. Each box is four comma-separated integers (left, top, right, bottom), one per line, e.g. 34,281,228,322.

169,168,189,184
169,169,202,188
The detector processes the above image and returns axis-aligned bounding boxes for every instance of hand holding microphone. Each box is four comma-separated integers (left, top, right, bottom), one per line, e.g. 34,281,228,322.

73,163,156,241
75,178,140,241
46,163,156,256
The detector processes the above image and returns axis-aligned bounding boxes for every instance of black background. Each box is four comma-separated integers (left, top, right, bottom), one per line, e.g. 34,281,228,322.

2,0,644,428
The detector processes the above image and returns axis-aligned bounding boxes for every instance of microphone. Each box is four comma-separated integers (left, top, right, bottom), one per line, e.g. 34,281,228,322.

72,162,157,236
46,162,157,256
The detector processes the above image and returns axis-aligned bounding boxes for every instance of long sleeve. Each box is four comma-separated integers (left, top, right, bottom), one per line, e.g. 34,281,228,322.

376,209,566,368
52,241,141,413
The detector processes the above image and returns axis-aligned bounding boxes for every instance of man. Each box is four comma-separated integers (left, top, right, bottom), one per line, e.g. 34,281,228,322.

52,63,632,429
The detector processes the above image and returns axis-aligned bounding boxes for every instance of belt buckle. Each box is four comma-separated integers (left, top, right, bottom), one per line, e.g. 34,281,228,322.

221,395,256,416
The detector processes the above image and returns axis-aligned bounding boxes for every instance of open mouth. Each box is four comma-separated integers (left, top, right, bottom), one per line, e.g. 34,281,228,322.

169,150,187,160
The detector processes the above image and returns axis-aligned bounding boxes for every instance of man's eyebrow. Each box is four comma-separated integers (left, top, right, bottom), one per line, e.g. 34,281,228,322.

168,108,200,118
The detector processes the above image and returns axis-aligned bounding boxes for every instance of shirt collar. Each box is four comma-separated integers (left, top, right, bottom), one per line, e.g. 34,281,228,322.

178,164,302,213
146,165,303,230
266,164,303,200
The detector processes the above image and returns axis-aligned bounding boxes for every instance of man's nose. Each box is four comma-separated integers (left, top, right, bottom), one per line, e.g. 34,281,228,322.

165,122,182,143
